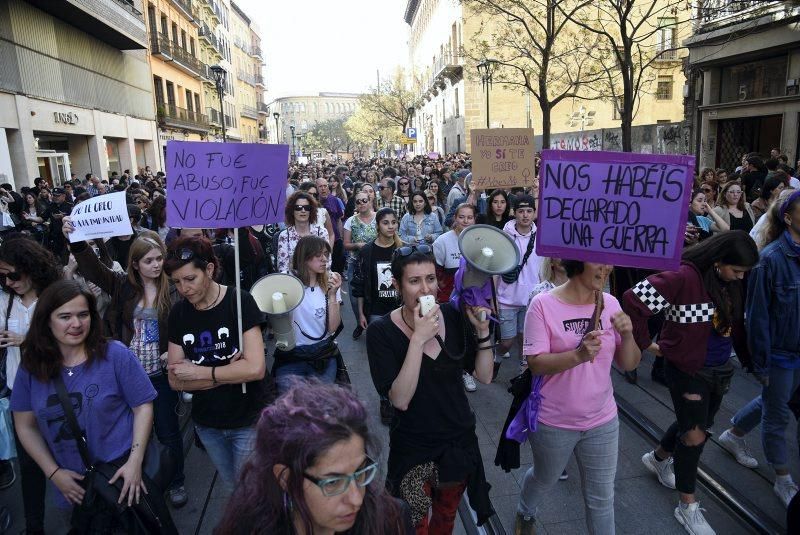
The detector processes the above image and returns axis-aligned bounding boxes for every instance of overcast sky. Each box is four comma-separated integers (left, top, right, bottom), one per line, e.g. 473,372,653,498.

234,0,409,99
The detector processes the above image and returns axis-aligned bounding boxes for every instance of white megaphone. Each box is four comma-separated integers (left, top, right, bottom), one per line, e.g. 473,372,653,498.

250,273,305,351
458,224,520,288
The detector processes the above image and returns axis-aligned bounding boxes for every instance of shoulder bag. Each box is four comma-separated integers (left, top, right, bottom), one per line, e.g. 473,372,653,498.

53,374,178,534
0,295,16,399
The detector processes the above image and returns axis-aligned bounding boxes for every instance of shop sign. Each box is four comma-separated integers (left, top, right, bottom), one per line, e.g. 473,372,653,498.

53,111,78,125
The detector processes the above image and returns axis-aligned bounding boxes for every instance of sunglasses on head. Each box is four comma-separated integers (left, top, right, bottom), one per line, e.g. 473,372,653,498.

0,272,23,283
167,248,208,267
393,244,432,258
294,204,312,212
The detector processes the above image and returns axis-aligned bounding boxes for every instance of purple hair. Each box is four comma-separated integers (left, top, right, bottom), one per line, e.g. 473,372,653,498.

215,380,403,534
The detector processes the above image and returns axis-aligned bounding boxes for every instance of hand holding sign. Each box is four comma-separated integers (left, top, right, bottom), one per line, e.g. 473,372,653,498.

65,192,133,243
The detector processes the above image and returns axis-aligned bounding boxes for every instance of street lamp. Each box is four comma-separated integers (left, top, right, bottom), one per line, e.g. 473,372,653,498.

567,106,596,132
290,125,296,161
295,133,303,159
210,65,227,142
273,112,280,144
477,59,498,129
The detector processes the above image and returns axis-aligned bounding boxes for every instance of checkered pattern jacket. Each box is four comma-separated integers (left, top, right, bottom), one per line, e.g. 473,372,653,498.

622,262,724,374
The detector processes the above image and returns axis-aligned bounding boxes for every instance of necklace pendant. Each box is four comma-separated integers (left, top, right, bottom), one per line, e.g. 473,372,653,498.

67,369,73,377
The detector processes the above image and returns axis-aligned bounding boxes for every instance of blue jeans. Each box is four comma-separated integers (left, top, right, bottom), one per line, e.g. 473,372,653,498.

275,357,337,394
150,373,185,489
519,417,618,535
731,365,800,471
194,424,255,492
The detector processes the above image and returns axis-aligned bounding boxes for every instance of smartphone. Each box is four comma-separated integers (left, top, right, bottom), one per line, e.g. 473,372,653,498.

418,295,436,317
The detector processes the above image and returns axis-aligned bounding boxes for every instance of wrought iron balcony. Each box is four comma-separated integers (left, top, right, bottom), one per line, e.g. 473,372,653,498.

697,0,787,31
250,45,263,59
258,102,270,115
240,105,258,119
207,107,222,126
168,0,195,24
237,70,256,86
150,34,203,78
655,48,679,61
254,74,265,87
158,104,209,131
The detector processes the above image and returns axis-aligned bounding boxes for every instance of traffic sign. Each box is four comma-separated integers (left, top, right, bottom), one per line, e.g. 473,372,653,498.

401,136,417,144
406,127,417,139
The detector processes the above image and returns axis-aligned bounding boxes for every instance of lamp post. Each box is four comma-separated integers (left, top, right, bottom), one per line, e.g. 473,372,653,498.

273,112,280,144
374,137,380,158
567,106,596,133
476,59,498,129
290,125,296,162
210,65,227,142
406,106,415,152
295,133,303,160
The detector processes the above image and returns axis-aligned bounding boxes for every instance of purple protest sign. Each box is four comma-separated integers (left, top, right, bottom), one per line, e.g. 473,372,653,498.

535,150,696,271
166,141,290,229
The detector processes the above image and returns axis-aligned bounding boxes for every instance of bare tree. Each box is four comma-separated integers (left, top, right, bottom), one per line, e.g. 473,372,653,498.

559,0,692,151
464,0,607,148
358,69,416,132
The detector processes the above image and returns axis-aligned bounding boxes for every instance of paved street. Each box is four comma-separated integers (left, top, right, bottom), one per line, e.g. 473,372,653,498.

5,296,792,533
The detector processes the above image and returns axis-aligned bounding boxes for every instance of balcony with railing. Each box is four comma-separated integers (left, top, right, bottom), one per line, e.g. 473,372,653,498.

258,102,270,115
696,1,789,32
240,105,258,120
237,70,256,86
150,34,204,78
655,48,679,61
250,45,263,59
28,0,147,49
168,0,196,25
207,106,221,126
198,22,221,53
254,73,265,87
158,104,209,132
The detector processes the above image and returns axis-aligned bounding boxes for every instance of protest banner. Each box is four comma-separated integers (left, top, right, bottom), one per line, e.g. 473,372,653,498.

470,128,535,190
535,150,695,271
165,141,290,229
67,191,133,243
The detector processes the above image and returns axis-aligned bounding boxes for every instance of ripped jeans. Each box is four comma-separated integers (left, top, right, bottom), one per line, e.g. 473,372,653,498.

660,360,734,494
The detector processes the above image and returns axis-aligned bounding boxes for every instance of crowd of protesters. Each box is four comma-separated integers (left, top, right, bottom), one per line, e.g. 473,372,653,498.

0,146,797,535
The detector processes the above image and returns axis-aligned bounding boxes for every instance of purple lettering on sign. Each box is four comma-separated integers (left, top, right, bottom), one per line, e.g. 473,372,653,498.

166,141,290,228
535,150,695,271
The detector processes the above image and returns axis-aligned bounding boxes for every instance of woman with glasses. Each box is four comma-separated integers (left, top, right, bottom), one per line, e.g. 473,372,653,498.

344,191,377,340
396,177,412,207
0,237,61,534
272,236,343,392
365,246,494,533
61,220,190,507
399,192,443,246
424,189,445,226
433,203,476,303
699,181,718,209
277,191,330,274
216,381,412,534
476,189,513,230
713,181,756,233
164,236,267,492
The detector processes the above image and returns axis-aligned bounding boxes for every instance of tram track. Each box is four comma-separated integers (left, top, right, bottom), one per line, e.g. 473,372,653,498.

612,366,784,535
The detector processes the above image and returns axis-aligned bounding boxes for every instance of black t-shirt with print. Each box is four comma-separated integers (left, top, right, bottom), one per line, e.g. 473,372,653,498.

369,244,399,317
168,288,266,429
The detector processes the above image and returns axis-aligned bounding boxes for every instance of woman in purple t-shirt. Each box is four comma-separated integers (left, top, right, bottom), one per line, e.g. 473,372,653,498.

11,280,156,515
515,261,640,535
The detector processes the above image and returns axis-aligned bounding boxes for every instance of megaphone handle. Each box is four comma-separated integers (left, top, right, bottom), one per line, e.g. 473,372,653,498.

479,310,487,322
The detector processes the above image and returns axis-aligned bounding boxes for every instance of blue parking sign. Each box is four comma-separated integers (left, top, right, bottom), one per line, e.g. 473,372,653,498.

406,127,417,139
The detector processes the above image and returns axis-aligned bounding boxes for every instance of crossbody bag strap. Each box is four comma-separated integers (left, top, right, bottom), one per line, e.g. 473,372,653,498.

53,374,93,470
295,287,329,342
519,232,536,268
3,294,13,331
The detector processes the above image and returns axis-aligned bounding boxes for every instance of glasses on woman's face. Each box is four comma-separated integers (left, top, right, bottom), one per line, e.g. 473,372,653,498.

303,456,378,497
355,198,370,205
399,181,409,187
393,244,433,258
0,272,23,283
294,204,312,212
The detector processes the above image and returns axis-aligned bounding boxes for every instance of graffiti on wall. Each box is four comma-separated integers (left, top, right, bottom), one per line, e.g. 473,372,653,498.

549,132,601,151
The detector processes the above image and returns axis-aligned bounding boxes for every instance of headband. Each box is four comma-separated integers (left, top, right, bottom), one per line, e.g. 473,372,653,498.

780,190,800,218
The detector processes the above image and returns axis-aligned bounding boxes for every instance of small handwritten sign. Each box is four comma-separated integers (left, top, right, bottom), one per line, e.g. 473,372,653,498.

68,191,132,242
166,141,289,229
470,128,535,190
535,150,695,270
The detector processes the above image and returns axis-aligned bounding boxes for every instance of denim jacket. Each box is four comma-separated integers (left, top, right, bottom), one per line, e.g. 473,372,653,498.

399,212,443,245
746,233,800,373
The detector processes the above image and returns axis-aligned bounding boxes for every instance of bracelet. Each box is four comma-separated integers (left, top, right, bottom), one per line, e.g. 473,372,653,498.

211,367,218,385
477,344,499,351
476,332,491,343
49,467,60,480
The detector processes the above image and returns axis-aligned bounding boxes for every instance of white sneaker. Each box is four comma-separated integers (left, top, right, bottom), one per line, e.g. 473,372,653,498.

774,477,799,507
500,351,511,359
642,450,676,489
718,430,758,468
674,502,716,535
462,372,477,392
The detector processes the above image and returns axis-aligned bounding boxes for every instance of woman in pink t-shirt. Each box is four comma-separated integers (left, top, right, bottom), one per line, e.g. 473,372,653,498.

514,260,641,535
